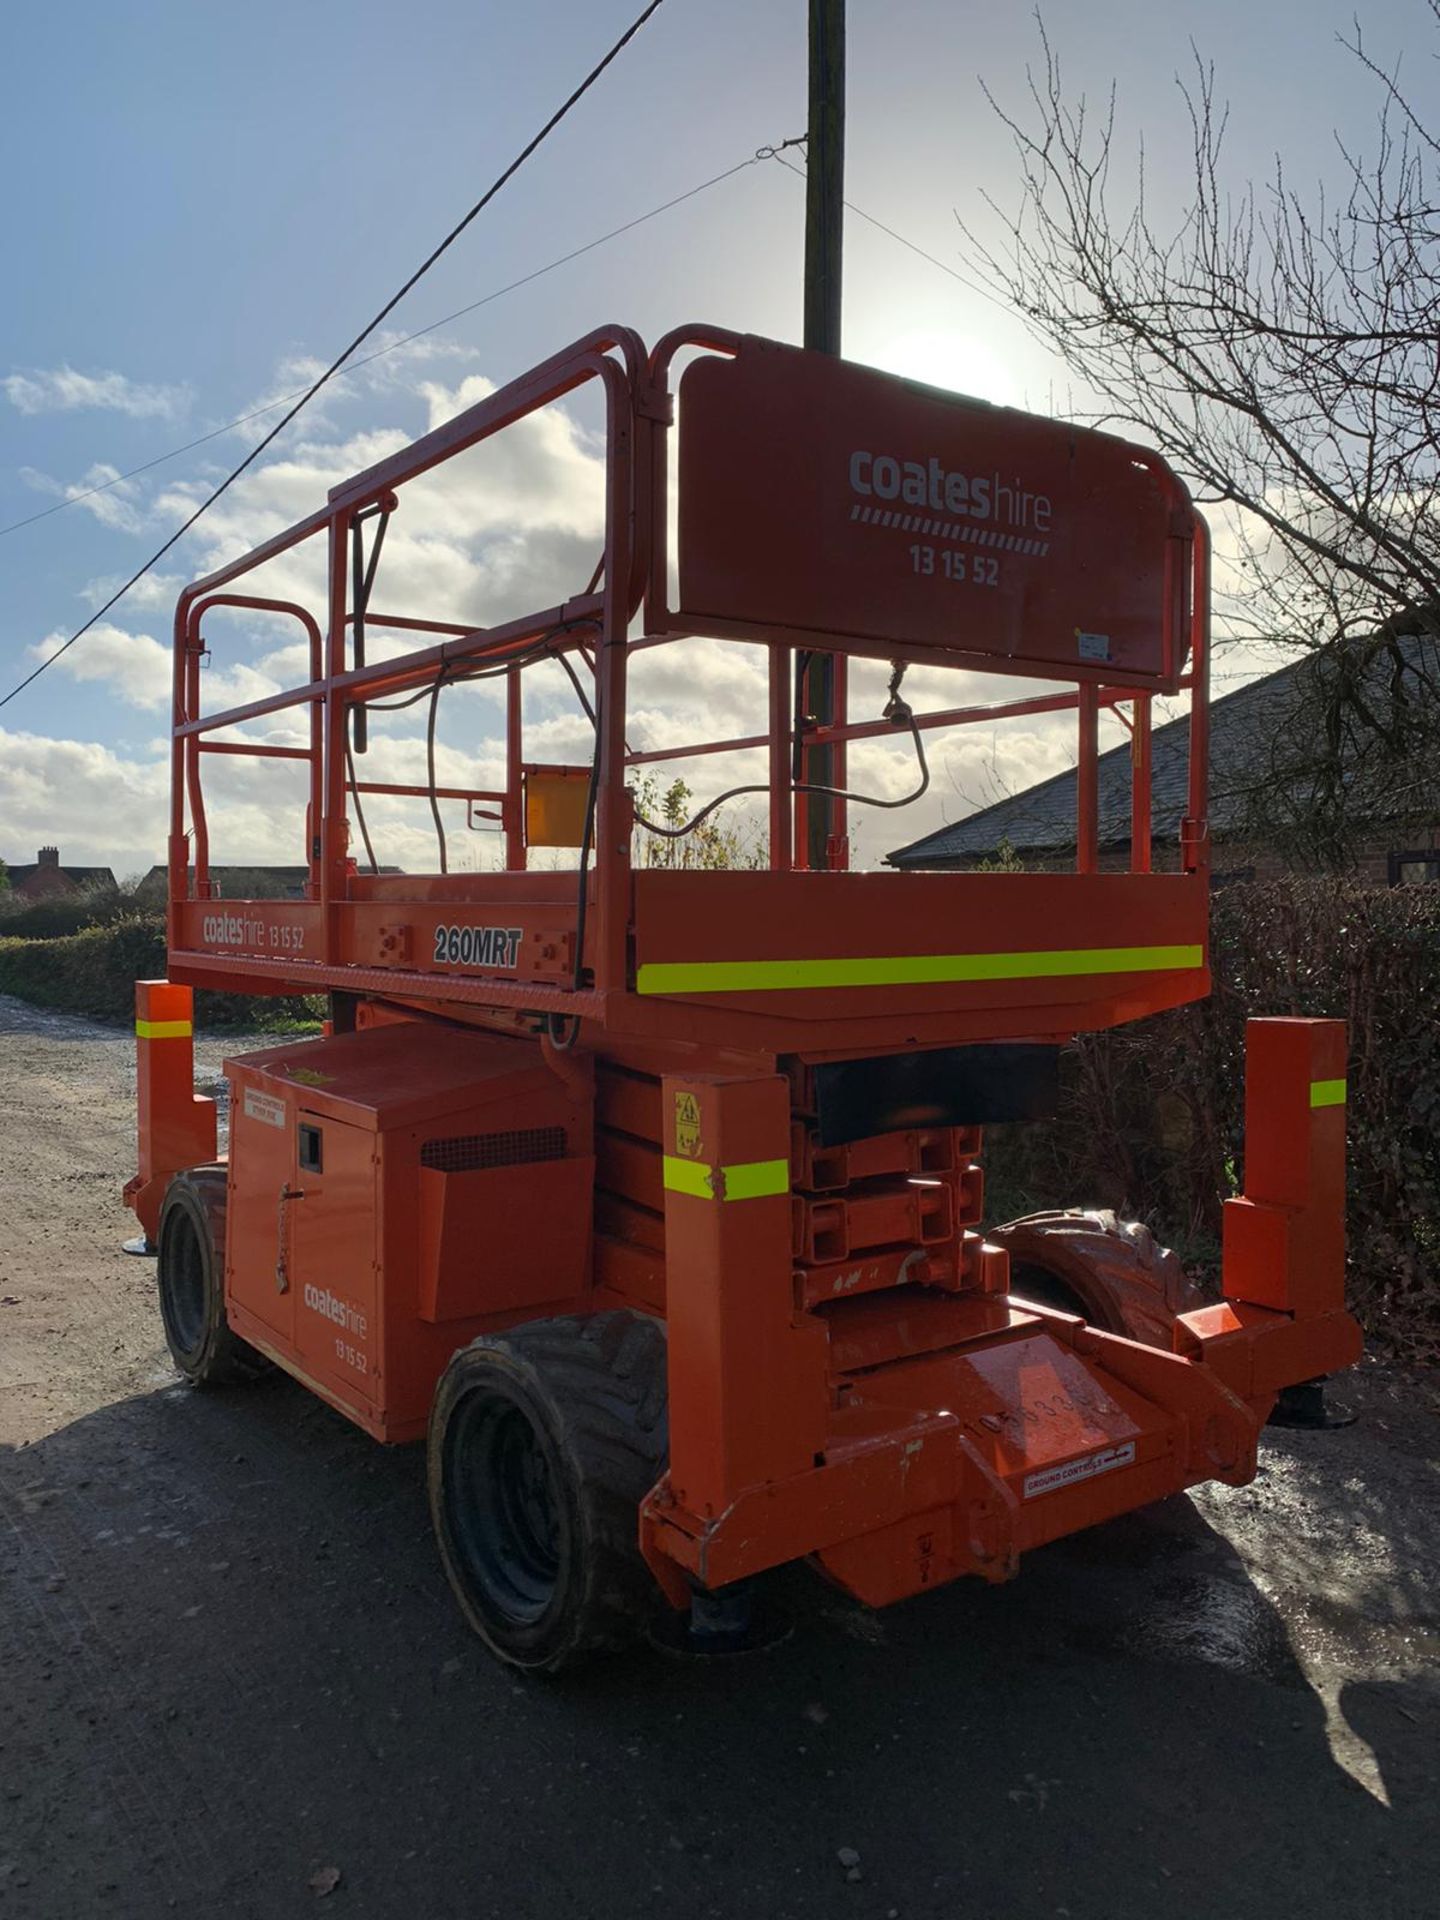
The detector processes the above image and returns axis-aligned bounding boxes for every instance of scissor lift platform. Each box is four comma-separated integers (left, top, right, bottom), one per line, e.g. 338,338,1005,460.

126,324,1359,1670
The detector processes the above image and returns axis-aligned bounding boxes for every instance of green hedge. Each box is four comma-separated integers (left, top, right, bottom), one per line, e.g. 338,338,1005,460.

985,877,1440,1358
0,913,321,1032
0,883,139,941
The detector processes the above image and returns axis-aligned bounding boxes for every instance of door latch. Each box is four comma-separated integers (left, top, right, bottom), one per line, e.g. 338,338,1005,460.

275,1183,305,1292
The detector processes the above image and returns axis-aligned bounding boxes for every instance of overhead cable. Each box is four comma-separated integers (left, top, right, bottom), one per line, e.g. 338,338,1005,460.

0,0,669,712
0,149,753,544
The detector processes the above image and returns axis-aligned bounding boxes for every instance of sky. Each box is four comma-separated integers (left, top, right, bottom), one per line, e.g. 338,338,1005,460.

1,0,1431,878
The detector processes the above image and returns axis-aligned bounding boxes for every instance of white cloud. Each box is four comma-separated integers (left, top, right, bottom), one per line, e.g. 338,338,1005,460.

28,624,171,708
0,728,170,878
79,570,188,613
216,335,484,449
9,343,1128,880
5,366,188,419
142,385,607,646
20,462,149,534
354,331,482,390
28,622,287,716
0,721,510,880
0,657,1093,886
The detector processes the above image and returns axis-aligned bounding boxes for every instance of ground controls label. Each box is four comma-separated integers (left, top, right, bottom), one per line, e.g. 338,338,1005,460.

673,1091,701,1158
1023,1440,1135,1500
431,924,522,968
243,1089,285,1129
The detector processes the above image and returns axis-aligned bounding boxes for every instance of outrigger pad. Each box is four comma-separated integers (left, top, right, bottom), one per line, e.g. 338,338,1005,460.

813,1043,1059,1146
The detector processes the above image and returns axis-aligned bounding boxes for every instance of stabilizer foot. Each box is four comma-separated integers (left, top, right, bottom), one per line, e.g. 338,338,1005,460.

1268,1377,1356,1430
649,1579,792,1659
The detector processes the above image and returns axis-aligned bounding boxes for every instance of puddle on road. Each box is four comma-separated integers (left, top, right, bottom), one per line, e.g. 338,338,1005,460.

1042,1472,1439,1808
1087,1571,1300,1686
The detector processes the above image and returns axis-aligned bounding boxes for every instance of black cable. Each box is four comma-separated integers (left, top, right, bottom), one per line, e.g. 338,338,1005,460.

569,686,604,1002
426,668,451,874
343,609,594,913
546,1012,584,1048
0,0,669,711
365,681,446,714
552,648,598,727
413,618,601,875
350,502,391,756
344,735,380,876
765,148,1012,318
634,666,931,839
551,630,933,846
507,619,606,1020
544,629,606,1025
4,146,989,558
632,722,929,839
0,150,756,547
792,647,812,783
364,626,577,716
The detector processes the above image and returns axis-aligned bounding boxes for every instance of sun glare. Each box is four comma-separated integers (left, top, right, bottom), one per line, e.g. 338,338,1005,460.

868,328,1021,408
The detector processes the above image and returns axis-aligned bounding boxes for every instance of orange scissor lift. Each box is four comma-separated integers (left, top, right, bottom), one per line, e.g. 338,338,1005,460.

127,325,1360,1669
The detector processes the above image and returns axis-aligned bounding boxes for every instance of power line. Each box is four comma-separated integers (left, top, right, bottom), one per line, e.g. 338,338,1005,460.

0,152,757,545
767,148,1012,317
5,149,1003,564
7,150,995,554
0,0,668,713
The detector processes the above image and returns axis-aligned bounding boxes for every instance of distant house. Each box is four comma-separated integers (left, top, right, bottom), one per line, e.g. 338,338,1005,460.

889,636,1440,884
4,846,117,899
133,864,401,904
134,865,313,904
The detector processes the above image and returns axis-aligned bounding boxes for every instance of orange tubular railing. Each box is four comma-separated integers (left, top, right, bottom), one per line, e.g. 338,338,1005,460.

163,323,1212,1012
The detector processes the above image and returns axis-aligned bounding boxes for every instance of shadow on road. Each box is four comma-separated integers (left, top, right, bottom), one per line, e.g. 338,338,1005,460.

3,1365,1436,1920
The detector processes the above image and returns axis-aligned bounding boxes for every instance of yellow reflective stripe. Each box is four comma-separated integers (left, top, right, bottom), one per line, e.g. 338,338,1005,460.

662,1155,713,1199
135,1019,193,1040
722,1157,790,1201
1310,1078,1347,1109
637,944,1205,996
661,1155,791,1202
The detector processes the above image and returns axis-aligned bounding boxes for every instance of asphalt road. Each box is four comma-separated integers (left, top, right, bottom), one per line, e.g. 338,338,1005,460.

2,994,1438,1920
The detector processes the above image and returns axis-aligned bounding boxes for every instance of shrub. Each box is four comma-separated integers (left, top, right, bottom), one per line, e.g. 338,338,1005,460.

632,777,766,870
0,882,137,940
0,914,321,1032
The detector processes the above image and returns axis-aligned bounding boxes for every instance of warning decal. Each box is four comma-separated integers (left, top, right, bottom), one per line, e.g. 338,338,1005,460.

243,1088,286,1130
1023,1440,1135,1500
673,1091,701,1159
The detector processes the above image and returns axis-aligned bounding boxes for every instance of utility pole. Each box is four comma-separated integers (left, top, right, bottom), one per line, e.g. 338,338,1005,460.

800,0,846,870
804,0,845,357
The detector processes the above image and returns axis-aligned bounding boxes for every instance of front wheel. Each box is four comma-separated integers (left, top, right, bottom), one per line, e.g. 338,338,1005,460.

156,1167,267,1387
428,1311,668,1674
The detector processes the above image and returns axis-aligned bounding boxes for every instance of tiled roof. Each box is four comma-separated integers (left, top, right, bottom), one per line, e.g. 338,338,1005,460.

887,638,1435,867
6,863,116,887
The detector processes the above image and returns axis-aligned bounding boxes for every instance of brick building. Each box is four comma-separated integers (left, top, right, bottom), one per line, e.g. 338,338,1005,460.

3,846,117,900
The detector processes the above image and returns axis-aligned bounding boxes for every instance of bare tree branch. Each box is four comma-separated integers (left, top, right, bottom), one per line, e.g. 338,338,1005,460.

968,12,1440,863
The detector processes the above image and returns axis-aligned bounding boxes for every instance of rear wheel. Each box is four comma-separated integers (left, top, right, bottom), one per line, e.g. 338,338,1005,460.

428,1311,668,1674
156,1167,267,1386
990,1208,1205,1349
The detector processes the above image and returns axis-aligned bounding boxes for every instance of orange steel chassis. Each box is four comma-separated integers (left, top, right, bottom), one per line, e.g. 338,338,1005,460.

127,325,1360,1610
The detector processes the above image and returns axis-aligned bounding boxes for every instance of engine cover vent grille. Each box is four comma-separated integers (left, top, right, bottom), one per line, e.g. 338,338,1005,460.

420,1126,567,1173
